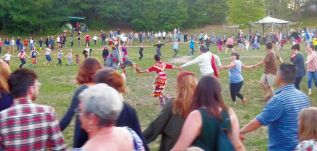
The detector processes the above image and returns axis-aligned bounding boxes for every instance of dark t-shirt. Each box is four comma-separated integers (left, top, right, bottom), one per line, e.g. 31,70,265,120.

264,51,277,74
292,53,306,77
0,92,13,112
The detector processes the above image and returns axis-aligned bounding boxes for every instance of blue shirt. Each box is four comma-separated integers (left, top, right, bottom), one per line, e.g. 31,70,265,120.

256,85,310,151
229,60,243,83
189,40,195,49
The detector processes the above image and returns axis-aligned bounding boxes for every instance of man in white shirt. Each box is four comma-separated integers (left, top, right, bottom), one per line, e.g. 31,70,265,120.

181,45,221,76
162,31,167,41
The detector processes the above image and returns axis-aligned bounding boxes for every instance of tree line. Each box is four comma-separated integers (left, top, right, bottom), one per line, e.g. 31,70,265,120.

0,0,315,34
0,0,227,34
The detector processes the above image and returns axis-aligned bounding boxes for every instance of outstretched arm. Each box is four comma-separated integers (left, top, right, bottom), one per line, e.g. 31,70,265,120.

221,62,235,70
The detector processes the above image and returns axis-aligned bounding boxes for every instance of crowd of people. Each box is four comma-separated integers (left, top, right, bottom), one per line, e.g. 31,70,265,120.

0,26,317,151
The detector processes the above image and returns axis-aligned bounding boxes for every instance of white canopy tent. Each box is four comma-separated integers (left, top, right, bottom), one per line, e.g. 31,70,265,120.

254,16,291,34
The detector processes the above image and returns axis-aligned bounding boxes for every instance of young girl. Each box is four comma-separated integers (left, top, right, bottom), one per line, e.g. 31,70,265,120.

18,48,27,68
216,37,223,53
75,54,80,65
56,49,63,66
44,46,52,66
136,55,180,106
296,107,317,151
67,49,73,66
30,48,41,66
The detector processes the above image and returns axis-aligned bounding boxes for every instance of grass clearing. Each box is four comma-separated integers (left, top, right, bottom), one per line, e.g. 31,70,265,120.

4,30,317,151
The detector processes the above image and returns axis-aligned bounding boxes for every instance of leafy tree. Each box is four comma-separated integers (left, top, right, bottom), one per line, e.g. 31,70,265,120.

228,0,266,25
185,0,228,27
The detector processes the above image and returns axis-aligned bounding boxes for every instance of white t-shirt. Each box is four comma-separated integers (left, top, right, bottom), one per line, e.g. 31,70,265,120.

45,48,51,55
4,54,11,61
10,40,15,46
157,32,162,37
162,32,166,37
93,36,98,41
30,39,34,44
181,52,222,76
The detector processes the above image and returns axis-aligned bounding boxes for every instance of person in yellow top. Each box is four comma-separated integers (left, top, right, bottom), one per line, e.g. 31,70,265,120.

313,37,317,51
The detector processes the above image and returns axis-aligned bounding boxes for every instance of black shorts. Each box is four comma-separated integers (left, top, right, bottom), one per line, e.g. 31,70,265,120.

227,44,233,48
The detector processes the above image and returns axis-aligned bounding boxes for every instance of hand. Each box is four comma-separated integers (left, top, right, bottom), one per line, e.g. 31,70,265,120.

239,132,245,142
178,66,183,71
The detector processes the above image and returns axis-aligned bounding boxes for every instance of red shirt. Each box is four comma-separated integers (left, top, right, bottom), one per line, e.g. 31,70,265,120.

0,98,66,150
85,35,91,41
147,62,173,76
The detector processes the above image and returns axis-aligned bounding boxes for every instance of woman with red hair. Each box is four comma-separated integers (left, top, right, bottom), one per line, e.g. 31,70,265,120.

143,71,197,151
59,58,102,148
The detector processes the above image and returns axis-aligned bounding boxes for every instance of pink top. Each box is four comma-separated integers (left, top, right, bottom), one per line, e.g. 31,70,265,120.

306,51,317,72
226,38,234,45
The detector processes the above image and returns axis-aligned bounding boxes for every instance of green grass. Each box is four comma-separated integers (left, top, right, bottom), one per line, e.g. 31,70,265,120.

4,30,317,151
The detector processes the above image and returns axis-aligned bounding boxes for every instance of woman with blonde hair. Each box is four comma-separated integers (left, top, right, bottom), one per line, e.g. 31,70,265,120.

143,71,197,151
296,107,317,151
0,59,13,111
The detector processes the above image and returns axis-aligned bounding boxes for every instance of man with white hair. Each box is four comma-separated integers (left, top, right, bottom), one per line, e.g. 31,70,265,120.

78,83,145,151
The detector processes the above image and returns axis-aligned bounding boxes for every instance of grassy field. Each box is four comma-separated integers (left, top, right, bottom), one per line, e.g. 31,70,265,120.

4,30,317,151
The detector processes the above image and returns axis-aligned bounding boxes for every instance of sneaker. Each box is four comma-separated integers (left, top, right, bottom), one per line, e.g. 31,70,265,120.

308,89,312,96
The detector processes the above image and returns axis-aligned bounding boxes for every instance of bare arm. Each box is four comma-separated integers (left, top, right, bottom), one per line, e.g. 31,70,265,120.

228,108,245,151
171,110,202,151
240,118,262,135
251,60,264,68
221,62,235,70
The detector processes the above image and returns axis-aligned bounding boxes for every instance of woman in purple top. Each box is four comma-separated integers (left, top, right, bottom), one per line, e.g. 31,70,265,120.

0,60,13,111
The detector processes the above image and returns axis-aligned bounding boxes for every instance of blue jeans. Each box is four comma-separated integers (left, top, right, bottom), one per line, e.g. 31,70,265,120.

307,71,317,89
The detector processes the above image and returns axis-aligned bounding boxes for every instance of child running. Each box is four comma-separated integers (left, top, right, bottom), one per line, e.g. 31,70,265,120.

30,48,41,66
67,49,73,66
56,49,63,66
17,48,27,68
136,54,180,106
44,46,52,66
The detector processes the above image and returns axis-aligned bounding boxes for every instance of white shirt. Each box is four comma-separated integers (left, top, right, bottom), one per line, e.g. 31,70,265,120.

4,54,11,61
181,52,221,76
162,32,166,37
10,40,15,46
29,39,34,44
157,32,162,37
93,36,98,41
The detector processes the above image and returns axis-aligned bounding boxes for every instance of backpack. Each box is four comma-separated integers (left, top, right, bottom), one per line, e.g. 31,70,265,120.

216,111,234,151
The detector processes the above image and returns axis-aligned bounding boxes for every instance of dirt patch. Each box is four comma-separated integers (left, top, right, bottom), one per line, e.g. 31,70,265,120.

168,56,193,64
